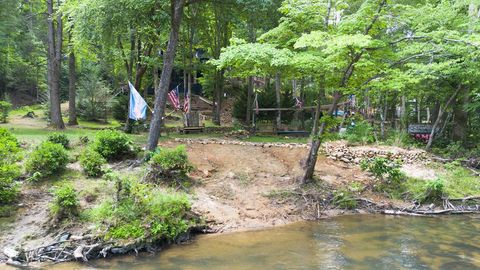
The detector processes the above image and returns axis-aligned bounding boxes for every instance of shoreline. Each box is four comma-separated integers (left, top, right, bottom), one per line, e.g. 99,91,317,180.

2,141,479,267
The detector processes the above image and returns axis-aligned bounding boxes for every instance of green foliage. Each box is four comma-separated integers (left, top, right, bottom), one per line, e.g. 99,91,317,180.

385,130,416,148
343,119,374,145
111,95,129,122
47,133,70,149
87,177,192,242
332,189,357,209
49,183,79,219
442,162,480,198
318,116,342,141
92,129,133,160
422,179,444,203
25,141,69,179
77,76,110,121
361,157,406,196
212,42,293,77
404,178,445,204
79,147,106,177
433,142,467,160
149,145,192,182
0,101,12,123
78,135,90,145
0,128,21,204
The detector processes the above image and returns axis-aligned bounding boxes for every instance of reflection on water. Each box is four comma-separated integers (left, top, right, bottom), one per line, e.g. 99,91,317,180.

23,215,480,269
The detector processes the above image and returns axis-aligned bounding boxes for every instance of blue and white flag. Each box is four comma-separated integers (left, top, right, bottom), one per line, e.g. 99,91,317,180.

128,81,147,120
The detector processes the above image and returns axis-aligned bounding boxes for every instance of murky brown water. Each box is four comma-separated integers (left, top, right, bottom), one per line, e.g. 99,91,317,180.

10,215,480,269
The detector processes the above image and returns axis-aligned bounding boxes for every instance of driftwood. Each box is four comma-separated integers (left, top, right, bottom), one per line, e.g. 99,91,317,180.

381,196,480,216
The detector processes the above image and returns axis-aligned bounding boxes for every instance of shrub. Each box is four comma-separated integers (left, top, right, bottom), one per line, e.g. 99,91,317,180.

149,145,192,182
79,136,90,145
332,189,357,209
25,141,69,179
0,101,12,123
0,164,20,204
77,76,109,121
92,129,133,160
0,128,21,204
0,128,19,145
422,179,444,203
50,183,79,219
385,130,416,148
79,148,106,177
343,119,375,145
47,133,70,149
88,177,192,242
111,94,129,122
404,178,445,204
361,157,406,196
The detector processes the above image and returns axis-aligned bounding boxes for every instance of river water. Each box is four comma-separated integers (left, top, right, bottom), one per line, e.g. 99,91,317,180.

16,215,480,269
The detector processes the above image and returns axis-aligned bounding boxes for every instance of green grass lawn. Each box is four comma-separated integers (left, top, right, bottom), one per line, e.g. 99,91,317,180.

404,162,480,201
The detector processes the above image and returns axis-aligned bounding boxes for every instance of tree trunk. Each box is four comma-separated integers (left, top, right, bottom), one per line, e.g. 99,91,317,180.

302,92,341,184
426,85,462,150
275,72,281,131
380,94,387,140
400,95,407,132
311,75,326,135
416,96,421,123
46,0,65,129
67,48,78,125
451,86,469,142
246,76,253,124
212,71,223,126
147,0,185,151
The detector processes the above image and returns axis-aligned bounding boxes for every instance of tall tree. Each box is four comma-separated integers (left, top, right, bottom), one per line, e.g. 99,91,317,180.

67,30,78,125
46,0,65,129
147,0,187,150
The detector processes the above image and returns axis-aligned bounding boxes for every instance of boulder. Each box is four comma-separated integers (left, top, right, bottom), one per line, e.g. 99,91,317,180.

3,247,19,259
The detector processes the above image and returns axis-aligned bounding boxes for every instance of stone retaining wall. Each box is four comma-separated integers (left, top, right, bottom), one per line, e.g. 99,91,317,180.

323,142,430,164
173,138,430,164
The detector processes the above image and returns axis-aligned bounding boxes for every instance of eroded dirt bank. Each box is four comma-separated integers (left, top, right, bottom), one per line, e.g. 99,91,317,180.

0,140,449,265
162,141,403,233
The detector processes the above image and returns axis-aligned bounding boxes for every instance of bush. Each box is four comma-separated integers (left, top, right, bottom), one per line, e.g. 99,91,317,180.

404,178,445,204
149,145,192,182
422,179,444,203
92,130,133,160
79,136,90,145
0,128,21,204
88,177,192,242
25,141,69,179
361,157,406,196
343,119,374,145
0,101,12,123
0,127,19,146
47,133,70,149
50,183,79,219
332,189,357,209
0,164,20,204
79,148,106,177
111,94,129,122
77,75,109,121
385,130,416,148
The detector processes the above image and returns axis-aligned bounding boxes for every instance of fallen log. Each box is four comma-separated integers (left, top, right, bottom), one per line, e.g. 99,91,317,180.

382,210,425,216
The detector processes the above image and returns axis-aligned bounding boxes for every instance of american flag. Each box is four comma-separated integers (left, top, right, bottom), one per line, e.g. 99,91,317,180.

168,86,180,110
183,95,189,113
